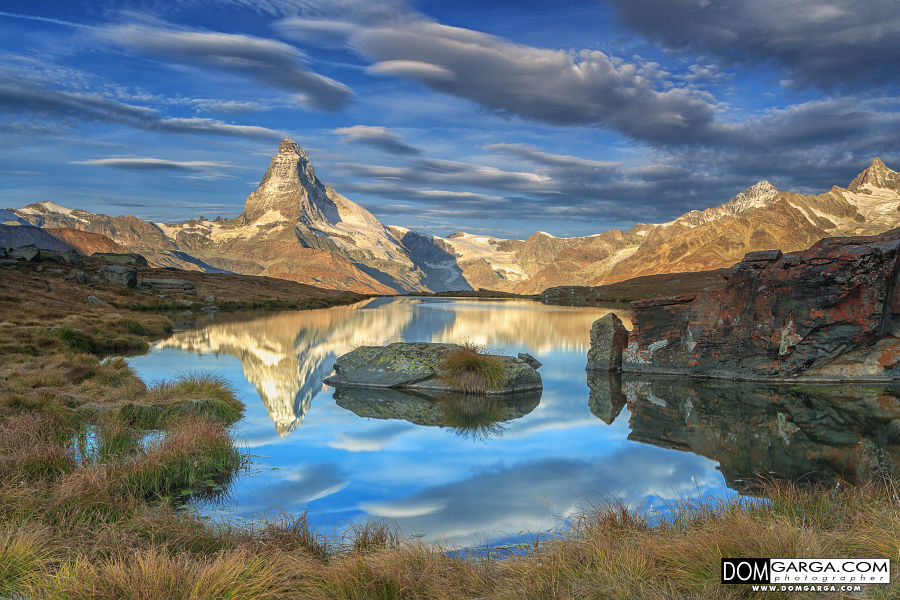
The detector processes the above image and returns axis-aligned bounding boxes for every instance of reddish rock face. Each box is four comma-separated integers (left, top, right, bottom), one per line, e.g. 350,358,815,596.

623,231,900,380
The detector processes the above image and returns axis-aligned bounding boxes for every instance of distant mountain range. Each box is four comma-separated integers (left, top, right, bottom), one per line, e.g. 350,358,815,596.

4,138,900,294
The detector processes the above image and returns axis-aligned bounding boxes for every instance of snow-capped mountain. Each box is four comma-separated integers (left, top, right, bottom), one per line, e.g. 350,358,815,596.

7,139,900,294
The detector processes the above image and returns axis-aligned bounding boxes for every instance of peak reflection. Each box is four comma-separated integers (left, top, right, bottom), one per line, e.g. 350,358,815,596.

154,298,629,435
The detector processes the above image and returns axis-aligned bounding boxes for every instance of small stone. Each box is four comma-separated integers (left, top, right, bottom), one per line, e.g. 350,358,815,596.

517,352,542,370
86,295,106,305
0,258,17,266
177,299,194,307
742,249,783,263
587,313,629,371
205,294,216,302
201,305,219,311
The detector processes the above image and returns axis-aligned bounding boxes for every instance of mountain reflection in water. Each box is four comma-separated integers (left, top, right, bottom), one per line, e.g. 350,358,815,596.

155,298,620,435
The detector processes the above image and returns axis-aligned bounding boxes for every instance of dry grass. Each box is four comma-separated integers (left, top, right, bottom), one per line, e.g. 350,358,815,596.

440,343,508,393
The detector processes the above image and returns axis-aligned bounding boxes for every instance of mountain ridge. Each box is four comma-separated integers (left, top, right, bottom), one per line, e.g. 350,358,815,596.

6,141,900,295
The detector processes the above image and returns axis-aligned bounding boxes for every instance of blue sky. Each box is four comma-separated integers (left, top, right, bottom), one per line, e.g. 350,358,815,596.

1,0,898,238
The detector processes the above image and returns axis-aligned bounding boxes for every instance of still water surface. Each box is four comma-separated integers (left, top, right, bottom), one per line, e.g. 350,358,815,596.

127,297,894,547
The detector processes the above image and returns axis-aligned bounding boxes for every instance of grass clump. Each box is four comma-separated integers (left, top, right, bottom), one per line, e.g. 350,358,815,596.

439,343,507,393
0,526,54,598
118,372,244,429
41,548,292,600
118,417,243,502
53,325,148,355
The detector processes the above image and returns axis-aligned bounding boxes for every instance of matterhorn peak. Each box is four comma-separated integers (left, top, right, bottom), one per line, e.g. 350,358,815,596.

848,156,900,193
240,137,327,223
278,137,307,158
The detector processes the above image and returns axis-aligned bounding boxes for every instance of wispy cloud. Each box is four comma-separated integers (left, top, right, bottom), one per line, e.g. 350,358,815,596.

333,125,422,155
96,15,352,111
70,157,237,171
280,16,717,143
0,78,283,140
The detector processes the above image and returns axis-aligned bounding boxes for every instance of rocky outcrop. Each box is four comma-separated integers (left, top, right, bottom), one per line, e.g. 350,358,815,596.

619,231,900,381
98,265,137,288
323,342,542,394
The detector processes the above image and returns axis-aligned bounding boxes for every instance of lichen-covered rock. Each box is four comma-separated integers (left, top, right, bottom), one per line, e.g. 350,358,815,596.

587,313,629,371
42,248,82,266
623,232,900,380
93,252,148,266
9,244,40,261
324,342,542,394
98,265,137,288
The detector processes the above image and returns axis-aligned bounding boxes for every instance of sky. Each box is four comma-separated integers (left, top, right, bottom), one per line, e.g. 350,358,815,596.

1,0,898,238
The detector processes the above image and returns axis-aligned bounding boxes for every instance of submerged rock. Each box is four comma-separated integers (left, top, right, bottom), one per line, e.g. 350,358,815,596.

324,342,542,394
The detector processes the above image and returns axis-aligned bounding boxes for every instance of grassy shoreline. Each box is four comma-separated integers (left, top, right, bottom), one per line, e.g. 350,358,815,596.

1,258,899,598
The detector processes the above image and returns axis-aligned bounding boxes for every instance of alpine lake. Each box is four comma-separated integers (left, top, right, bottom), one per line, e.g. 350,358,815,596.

126,297,900,550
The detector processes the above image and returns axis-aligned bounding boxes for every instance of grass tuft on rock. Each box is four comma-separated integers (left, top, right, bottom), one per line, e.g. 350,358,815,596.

439,344,507,393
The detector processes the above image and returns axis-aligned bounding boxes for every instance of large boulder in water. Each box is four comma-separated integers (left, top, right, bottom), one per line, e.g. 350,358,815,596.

587,313,628,372
324,342,542,394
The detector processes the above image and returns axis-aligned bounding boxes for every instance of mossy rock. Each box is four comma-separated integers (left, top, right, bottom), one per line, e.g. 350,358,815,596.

324,342,542,394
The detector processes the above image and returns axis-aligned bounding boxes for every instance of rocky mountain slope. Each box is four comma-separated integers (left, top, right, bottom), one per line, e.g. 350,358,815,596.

6,139,900,294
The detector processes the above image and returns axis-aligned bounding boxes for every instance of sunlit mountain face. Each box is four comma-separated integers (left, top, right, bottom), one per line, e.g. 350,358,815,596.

155,298,628,435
